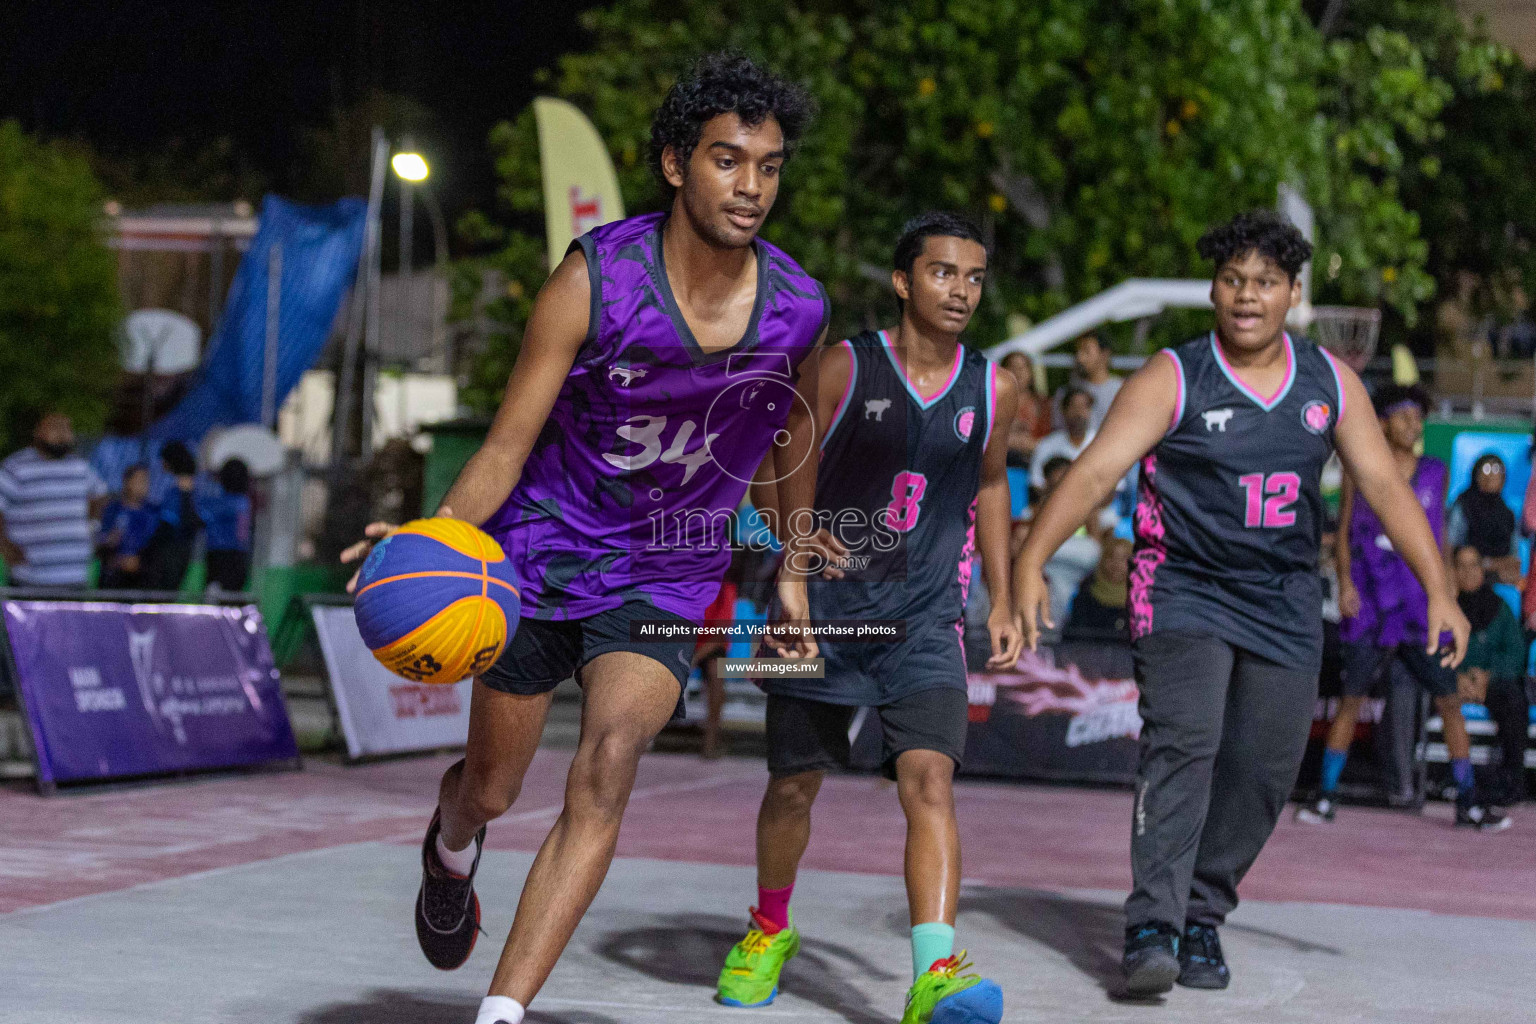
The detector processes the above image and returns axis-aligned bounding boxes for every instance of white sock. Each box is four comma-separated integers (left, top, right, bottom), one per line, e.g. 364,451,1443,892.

474,996,524,1024
436,830,477,876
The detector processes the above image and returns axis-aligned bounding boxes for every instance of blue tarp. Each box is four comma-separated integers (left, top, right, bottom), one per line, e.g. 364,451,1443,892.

150,195,366,442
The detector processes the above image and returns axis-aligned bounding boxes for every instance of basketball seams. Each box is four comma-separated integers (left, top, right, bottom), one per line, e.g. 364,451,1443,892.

393,518,508,563
356,570,520,599
456,551,493,681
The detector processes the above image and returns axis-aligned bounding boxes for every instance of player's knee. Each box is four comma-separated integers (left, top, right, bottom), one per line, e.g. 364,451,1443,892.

459,774,519,824
897,757,955,815
571,730,646,816
765,772,821,816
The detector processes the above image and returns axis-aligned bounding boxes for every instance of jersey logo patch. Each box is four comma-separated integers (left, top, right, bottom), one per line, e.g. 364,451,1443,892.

1301,400,1332,435
864,398,892,421
1202,408,1235,432
608,365,648,387
954,406,976,442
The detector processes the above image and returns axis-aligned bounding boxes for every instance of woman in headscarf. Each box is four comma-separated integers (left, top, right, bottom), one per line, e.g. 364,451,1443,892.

1448,453,1520,584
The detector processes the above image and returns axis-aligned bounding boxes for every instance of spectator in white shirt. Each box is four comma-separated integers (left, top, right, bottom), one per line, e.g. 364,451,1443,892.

1053,333,1123,432
1030,386,1096,491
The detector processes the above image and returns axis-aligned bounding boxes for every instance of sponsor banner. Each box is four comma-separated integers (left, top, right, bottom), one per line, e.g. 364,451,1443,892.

854,641,1142,783
311,605,470,758
4,600,297,786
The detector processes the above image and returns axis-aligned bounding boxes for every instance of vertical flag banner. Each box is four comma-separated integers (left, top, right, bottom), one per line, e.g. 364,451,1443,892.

533,97,625,271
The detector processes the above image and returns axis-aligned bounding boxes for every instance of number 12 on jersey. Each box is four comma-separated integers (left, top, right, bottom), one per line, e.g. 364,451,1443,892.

1239,472,1300,528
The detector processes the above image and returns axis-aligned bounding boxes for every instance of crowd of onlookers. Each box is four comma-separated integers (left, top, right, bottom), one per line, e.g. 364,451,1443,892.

0,410,253,594
975,333,1135,644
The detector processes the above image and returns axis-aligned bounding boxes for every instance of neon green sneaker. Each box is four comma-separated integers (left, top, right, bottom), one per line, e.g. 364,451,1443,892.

900,952,1003,1024
717,908,800,1008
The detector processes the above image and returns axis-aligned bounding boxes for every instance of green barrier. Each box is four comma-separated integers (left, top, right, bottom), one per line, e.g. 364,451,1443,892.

421,419,490,517
1422,416,1530,468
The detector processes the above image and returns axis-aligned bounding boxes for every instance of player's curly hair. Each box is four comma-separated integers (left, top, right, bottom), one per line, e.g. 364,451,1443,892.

649,51,816,194
1375,383,1429,418
1196,210,1313,280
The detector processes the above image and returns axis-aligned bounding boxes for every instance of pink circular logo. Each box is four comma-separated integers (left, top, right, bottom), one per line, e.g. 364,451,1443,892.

954,407,976,442
1301,400,1332,434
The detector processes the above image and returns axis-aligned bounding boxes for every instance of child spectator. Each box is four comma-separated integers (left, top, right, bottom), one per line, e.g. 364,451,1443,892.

1030,387,1095,493
1449,453,1520,584
1064,535,1132,640
1453,544,1529,806
140,441,202,592
201,459,253,592
98,464,158,589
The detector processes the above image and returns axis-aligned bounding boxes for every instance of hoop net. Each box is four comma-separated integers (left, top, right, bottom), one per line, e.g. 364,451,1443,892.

1307,305,1381,371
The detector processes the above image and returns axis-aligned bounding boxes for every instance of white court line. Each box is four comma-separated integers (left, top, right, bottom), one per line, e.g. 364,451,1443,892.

376,771,756,844
0,841,360,919
533,996,830,1018
4,771,755,918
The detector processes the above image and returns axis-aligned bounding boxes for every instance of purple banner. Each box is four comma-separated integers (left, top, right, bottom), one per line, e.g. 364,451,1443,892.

4,600,298,786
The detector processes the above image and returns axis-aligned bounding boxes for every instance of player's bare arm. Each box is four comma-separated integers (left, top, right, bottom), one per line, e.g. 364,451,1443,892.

1335,472,1360,618
340,250,589,580
1013,351,1178,649
1331,363,1470,666
766,328,834,658
977,368,1021,669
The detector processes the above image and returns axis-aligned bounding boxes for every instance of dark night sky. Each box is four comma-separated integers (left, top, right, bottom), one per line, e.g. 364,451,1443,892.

0,1,604,231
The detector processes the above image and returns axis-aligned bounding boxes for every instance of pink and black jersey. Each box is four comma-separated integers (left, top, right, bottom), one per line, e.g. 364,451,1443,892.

483,212,828,622
1131,332,1346,669
773,330,998,706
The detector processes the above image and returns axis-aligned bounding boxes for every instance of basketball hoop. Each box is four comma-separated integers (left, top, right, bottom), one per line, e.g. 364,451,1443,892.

1306,306,1381,373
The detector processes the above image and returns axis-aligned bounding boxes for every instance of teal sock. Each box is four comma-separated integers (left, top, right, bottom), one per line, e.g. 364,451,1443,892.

911,922,956,981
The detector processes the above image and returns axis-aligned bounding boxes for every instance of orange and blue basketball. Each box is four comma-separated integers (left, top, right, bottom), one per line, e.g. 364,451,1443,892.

353,518,520,685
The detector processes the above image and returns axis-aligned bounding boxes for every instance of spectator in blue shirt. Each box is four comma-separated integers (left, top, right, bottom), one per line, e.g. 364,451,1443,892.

98,464,159,589
140,441,202,591
201,458,252,592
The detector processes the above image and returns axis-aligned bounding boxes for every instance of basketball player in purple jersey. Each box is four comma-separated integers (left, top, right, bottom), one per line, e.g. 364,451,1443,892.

1013,211,1468,996
342,54,825,1024
1297,385,1507,829
716,213,1019,1024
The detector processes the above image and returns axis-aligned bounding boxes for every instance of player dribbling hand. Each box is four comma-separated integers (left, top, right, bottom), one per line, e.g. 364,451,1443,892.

340,506,457,592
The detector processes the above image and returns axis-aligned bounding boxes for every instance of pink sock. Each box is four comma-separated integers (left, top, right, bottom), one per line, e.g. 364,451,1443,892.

757,883,793,932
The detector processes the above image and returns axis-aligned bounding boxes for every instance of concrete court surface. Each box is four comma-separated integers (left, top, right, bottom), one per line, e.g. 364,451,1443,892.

2,749,1534,1023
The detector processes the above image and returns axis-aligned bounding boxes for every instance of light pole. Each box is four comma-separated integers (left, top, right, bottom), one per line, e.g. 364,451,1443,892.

390,148,448,367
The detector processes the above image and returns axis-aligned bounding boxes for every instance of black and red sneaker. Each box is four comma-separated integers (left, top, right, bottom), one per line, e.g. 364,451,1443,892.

414,809,486,970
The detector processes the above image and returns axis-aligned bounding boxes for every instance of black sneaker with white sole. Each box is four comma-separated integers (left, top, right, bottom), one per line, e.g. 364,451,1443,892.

1455,801,1513,832
1122,922,1181,996
1294,795,1335,824
415,809,486,970
1177,923,1230,989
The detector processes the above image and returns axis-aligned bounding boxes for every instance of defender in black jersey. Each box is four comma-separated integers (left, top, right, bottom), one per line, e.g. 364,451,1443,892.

717,214,1019,1024
1014,211,1468,996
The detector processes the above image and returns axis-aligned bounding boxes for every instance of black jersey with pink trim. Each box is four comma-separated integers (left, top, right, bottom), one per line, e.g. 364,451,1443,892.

1130,332,1345,669
775,329,998,705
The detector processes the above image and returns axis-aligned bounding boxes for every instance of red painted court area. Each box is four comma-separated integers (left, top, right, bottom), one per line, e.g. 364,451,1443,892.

2,749,1532,920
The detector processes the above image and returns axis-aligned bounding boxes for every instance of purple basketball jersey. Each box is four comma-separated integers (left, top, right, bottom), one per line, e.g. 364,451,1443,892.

1339,456,1447,647
483,213,828,621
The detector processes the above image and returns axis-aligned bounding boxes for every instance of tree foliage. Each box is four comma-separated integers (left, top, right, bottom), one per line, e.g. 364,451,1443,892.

458,0,1519,403
0,121,120,452
1310,0,1518,340
1339,1,1536,335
